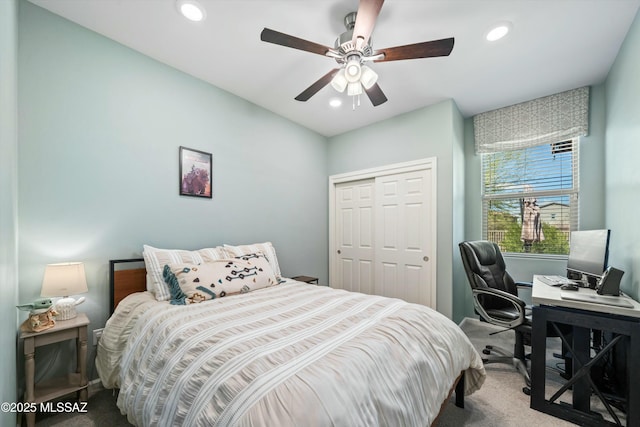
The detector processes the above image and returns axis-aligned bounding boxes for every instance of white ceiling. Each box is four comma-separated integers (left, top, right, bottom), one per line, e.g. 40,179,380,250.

28,0,640,137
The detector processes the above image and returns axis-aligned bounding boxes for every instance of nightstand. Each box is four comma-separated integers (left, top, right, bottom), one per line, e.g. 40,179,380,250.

291,275,319,284
20,312,89,427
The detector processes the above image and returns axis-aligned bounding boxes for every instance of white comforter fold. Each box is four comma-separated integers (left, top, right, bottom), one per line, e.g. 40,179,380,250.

97,281,485,426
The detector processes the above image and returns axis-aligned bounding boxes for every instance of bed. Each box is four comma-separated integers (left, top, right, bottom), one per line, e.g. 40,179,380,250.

96,244,485,426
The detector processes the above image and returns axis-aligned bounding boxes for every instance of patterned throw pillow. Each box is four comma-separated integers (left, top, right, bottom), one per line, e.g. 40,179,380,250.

163,252,278,305
142,245,228,301
223,242,282,280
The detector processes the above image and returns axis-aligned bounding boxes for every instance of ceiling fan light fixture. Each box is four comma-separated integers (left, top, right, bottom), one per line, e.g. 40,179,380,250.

347,82,363,97
330,69,348,93
345,59,362,83
360,65,378,89
177,0,206,22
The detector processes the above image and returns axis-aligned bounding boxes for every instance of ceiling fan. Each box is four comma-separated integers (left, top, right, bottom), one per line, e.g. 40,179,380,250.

260,0,454,108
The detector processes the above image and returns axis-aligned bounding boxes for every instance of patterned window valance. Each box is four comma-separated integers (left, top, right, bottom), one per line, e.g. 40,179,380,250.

473,86,590,154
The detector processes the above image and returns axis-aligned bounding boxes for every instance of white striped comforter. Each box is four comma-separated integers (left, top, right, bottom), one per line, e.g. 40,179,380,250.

97,280,485,426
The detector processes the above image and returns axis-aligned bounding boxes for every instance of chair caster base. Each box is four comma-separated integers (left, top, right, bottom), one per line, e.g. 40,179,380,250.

522,386,531,395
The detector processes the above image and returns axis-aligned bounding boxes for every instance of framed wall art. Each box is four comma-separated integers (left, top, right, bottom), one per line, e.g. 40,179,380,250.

179,146,212,198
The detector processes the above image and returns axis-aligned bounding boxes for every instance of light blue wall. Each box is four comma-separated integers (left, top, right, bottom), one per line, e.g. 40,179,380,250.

605,8,640,300
327,100,465,319
0,0,19,424
451,102,467,322
18,1,328,380
462,84,608,316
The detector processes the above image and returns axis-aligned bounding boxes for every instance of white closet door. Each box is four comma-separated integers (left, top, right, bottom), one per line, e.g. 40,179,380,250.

374,169,434,307
334,179,375,294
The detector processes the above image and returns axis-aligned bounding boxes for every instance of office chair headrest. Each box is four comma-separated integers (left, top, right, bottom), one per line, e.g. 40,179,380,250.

464,241,500,267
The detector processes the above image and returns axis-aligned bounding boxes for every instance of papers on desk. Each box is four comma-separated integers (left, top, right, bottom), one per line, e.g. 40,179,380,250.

560,291,634,308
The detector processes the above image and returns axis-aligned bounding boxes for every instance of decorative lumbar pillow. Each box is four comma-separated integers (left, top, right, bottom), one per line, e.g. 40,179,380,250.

142,245,228,301
163,252,278,305
223,242,282,280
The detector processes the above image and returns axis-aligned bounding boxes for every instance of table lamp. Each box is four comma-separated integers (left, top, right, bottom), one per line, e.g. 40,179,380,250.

40,262,88,320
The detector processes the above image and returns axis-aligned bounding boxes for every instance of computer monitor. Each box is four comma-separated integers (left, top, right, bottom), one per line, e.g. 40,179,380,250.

566,229,611,287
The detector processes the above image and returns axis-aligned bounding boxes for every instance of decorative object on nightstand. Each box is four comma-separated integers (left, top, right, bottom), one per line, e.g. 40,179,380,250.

40,262,88,320
16,298,58,333
20,312,89,427
16,298,53,313
291,275,319,285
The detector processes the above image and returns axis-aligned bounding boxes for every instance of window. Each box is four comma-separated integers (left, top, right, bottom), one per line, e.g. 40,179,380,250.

482,139,579,255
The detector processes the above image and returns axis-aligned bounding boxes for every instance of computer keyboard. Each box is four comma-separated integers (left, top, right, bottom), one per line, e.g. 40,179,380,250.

539,275,576,286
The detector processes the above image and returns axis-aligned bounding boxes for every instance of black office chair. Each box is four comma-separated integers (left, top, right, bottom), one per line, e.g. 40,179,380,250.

459,240,533,393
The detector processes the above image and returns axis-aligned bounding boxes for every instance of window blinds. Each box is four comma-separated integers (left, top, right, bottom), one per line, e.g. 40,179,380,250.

481,139,579,254
473,86,590,154
483,140,579,197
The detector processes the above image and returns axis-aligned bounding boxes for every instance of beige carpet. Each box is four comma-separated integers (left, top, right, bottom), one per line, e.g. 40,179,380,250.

434,318,575,427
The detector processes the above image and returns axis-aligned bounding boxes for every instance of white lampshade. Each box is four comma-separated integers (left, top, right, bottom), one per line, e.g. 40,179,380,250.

360,65,378,89
41,262,88,297
41,262,88,320
330,69,348,93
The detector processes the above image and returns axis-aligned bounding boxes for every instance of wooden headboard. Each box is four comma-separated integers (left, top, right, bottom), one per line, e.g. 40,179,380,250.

109,258,147,314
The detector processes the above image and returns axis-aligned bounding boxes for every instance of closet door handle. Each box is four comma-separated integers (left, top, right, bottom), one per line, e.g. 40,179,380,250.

337,250,342,254
423,256,429,262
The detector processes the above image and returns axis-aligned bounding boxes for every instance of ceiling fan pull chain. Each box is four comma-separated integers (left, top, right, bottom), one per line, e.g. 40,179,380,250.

352,93,362,111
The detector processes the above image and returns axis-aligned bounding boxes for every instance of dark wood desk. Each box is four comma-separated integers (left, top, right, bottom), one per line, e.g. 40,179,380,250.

531,277,640,426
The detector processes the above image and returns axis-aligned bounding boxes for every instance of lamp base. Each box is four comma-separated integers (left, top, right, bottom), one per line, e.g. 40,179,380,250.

54,297,80,320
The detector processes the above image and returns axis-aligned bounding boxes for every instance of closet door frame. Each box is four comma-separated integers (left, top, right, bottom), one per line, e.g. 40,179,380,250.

328,158,438,305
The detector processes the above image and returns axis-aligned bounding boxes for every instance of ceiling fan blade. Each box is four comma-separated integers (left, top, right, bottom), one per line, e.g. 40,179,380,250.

352,0,384,49
374,37,455,62
365,83,388,106
295,68,340,102
261,28,332,56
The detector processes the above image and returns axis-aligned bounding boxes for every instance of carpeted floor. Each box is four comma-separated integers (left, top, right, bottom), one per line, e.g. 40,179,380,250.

33,317,620,426
433,318,575,427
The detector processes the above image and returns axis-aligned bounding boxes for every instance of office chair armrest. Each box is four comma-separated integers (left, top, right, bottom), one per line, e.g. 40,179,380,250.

516,281,533,308
472,288,526,329
516,281,532,289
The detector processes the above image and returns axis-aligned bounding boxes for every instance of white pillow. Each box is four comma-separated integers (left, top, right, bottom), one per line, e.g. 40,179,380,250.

142,245,228,301
163,253,278,305
223,242,282,280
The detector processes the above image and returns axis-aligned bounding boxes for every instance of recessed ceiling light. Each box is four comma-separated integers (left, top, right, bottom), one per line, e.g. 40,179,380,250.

329,98,342,108
177,0,206,22
486,22,512,42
